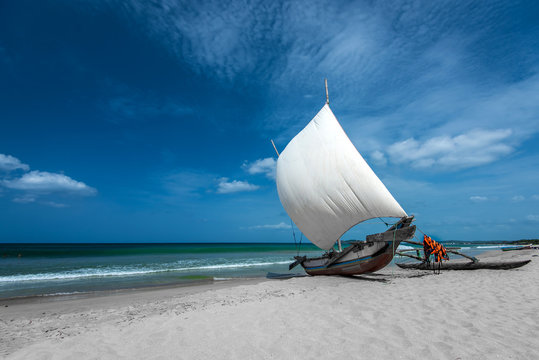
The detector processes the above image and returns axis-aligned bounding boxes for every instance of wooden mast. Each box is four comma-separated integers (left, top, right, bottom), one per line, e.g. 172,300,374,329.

326,78,341,252
325,78,329,104
270,139,280,157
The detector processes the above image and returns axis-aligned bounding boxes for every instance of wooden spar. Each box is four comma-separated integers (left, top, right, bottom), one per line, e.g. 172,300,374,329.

402,239,422,246
270,139,280,157
398,247,461,251
401,239,478,263
325,78,329,104
446,249,478,263
395,251,424,262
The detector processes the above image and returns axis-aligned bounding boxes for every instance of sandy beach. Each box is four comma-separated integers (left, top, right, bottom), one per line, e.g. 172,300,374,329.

1,249,538,360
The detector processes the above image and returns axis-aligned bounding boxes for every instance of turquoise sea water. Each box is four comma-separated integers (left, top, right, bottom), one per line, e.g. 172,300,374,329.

0,242,509,299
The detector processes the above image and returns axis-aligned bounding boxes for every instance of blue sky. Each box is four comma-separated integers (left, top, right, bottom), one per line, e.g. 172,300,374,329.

1,0,539,243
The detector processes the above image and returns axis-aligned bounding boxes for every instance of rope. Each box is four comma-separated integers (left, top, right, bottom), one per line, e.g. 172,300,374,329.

416,226,428,237
392,227,397,276
290,218,298,255
289,218,304,256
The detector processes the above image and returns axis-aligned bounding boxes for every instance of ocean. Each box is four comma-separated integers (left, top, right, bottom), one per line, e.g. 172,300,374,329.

0,242,510,299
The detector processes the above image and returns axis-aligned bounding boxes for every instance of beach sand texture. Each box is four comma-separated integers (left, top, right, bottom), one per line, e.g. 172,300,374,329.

1,250,538,359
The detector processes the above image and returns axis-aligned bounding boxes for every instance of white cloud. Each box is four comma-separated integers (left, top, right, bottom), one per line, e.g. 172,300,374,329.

386,129,513,170
370,150,387,166
532,195,539,200
0,154,30,172
526,214,539,222
3,171,97,195
512,195,525,202
470,196,488,202
242,157,276,179
246,222,291,230
216,178,259,194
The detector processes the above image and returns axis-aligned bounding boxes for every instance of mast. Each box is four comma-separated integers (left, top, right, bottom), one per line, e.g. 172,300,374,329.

270,139,280,157
325,78,329,104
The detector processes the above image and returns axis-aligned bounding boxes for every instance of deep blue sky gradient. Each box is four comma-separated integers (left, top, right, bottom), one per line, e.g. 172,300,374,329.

1,0,539,242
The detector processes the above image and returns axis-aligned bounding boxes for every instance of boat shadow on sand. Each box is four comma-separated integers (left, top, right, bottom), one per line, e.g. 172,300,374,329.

340,272,431,283
266,272,430,283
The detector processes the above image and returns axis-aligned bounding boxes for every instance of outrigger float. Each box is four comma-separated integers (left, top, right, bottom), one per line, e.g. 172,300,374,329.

395,238,531,271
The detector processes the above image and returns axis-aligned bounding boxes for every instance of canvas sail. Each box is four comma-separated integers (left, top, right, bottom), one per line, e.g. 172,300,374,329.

276,104,407,250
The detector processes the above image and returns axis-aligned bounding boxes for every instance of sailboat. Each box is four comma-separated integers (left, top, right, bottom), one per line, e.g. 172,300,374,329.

274,80,416,276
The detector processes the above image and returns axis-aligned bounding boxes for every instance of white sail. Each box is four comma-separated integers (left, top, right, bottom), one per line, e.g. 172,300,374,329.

276,104,407,250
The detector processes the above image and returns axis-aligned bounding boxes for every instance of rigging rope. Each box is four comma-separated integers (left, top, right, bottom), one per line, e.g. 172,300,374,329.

290,218,298,254
290,218,304,256
392,227,397,277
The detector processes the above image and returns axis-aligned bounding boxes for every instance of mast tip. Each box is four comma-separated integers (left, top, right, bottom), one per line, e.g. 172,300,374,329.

324,78,329,104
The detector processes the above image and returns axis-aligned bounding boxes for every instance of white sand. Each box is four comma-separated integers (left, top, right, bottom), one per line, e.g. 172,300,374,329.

1,250,538,359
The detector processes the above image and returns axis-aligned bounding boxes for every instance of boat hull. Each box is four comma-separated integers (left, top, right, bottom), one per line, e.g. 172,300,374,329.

299,224,416,276
397,259,531,271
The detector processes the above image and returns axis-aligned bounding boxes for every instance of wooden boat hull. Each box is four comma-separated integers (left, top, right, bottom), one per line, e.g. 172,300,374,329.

299,224,416,276
396,259,531,271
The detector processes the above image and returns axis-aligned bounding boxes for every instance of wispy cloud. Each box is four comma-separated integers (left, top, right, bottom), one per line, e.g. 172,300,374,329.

244,222,291,230
511,195,525,202
470,196,488,202
216,178,259,194
116,1,539,161
242,157,276,179
526,214,539,222
41,201,69,208
12,194,37,204
0,154,30,172
126,0,289,82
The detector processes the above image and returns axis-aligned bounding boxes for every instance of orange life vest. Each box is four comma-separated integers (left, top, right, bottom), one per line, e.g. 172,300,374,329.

423,235,449,262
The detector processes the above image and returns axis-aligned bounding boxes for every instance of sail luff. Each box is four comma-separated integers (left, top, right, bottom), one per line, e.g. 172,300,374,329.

276,104,406,250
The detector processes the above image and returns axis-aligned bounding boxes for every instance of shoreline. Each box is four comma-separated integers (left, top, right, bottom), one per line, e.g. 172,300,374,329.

2,249,537,359
0,276,264,308
0,246,522,304
0,244,509,301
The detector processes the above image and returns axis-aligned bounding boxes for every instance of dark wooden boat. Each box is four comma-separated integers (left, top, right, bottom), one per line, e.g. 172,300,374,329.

396,259,531,271
293,217,415,276
274,80,416,276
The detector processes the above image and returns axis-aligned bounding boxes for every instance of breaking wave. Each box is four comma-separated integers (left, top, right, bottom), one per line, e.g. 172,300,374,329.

0,260,290,283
